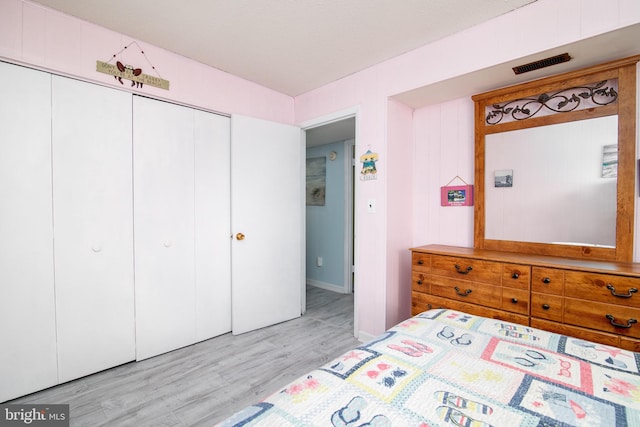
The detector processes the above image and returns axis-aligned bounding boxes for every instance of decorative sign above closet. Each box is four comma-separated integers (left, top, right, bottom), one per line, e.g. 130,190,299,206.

96,41,170,90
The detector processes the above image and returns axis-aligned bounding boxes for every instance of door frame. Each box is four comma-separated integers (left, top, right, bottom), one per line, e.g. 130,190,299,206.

343,138,355,294
299,106,360,338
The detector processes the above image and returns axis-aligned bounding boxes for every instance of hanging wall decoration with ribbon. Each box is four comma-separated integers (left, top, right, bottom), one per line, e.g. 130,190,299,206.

440,176,474,206
359,148,379,181
96,41,170,90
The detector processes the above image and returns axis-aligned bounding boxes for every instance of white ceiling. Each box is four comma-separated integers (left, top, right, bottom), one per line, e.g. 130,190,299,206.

30,0,537,97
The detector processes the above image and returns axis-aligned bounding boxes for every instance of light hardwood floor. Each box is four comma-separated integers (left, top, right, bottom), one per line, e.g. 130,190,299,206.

10,286,358,426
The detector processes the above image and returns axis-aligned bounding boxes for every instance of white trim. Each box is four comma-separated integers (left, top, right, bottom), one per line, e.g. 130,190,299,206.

357,330,376,344
344,139,355,294
298,106,360,130
300,128,307,315
299,106,360,338
306,280,346,294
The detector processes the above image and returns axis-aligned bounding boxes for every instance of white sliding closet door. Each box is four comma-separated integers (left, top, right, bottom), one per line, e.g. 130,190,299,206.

134,96,231,360
231,115,304,335
51,76,135,382
134,97,195,360
0,62,57,402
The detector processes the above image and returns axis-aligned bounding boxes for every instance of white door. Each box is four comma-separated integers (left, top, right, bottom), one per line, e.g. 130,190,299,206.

51,75,135,382
231,115,304,334
0,62,58,402
194,109,232,342
134,97,231,360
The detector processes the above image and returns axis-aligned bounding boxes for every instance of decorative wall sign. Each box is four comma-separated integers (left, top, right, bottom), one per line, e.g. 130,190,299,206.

441,185,474,207
96,41,170,90
360,149,378,181
306,157,326,206
440,176,473,206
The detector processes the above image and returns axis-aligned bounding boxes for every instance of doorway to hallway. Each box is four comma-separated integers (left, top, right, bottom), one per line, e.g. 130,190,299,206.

304,115,356,336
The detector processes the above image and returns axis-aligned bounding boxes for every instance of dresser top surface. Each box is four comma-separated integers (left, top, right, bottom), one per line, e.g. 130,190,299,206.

411,244,640,277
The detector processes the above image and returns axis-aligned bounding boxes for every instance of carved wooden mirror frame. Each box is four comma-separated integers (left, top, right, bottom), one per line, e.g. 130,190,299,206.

473,55,639,262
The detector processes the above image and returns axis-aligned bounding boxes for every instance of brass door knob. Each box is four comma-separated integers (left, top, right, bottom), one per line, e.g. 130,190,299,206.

236,232,245,241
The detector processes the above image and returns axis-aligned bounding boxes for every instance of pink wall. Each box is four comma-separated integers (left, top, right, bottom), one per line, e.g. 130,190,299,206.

294,0,640,338
412,98,475,248
2,0,640,340
0,0,294,123
385,99,414,328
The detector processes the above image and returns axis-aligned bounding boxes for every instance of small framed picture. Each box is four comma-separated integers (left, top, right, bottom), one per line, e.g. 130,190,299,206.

440,185,474,207
494,170,513,187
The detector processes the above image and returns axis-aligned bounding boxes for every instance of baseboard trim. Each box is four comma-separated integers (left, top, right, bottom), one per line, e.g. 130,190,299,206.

306,279,346,294
357,331,376,343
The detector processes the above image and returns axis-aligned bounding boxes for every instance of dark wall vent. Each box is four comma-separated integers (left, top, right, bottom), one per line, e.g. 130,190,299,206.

512,53,571,75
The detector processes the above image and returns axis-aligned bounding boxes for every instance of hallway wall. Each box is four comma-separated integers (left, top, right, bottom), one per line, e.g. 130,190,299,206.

306,139,352,292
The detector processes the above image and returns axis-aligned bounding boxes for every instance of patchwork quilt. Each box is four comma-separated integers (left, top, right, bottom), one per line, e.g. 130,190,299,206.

216,309,640,426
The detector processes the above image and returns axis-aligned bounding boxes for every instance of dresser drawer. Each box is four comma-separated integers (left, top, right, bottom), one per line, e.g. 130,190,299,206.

564,298,640,338
502,264,531,290
619,337,640,352
411,291,438,315
532,267,564,295
531,293,563,322
429,275,501,308
531,318,621,348
564,272,640,307
501,287,529,315
412,271,429,293
412,293,528,326
429,255,502,284
412,252,430,272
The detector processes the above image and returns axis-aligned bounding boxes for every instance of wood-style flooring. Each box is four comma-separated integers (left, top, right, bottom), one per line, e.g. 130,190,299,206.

10,286,358,426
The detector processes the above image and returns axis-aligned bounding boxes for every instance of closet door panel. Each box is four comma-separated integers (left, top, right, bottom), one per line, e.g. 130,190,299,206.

51,76,135,382
194,110,231,341
0,62,57,402
134,96,196,360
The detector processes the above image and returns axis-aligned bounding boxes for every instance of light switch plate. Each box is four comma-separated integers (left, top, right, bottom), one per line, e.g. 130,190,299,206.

367,199,376,213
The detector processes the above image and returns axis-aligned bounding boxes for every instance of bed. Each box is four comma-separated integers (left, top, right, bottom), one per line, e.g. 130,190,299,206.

216,309,640,426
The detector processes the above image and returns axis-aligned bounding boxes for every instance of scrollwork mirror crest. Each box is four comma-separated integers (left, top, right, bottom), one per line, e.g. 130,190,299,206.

486,79,618,124
472,56,639,262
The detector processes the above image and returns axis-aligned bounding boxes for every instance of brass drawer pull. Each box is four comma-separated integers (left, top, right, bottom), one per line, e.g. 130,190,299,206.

606,284,638,298
542,304,550,310
606,314,637,329
454,264,473,275
454,286,472,296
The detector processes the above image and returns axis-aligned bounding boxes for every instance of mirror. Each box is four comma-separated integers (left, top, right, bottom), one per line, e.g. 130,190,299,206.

473,56,638,262
485,116,618,247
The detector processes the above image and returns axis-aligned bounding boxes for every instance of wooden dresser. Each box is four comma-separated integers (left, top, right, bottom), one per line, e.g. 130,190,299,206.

411,244,640,351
